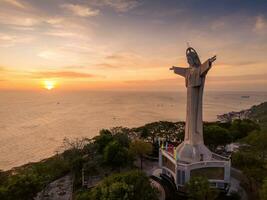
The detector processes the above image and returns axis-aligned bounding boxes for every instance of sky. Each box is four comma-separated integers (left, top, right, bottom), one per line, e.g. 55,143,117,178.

0,0,267,91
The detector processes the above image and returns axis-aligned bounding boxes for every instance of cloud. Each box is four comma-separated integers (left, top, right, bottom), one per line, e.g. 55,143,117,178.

45,30,78,38
95,63,119,68
102,51,168,69
208,74,267,82
37,51,64,60
62,4,99,17
0,13,40,27
106,51,141,62
211,20,225,31
32,71,96,79
92,0,141,12
0,33,34,47
254,15,266,33
1,0,25,8
45,17,65,26
0,67,7,72
220,60,260,67
0,7,65,29
124,74,267,84
0,0,42,28
124,78,177,84
101,51,147,69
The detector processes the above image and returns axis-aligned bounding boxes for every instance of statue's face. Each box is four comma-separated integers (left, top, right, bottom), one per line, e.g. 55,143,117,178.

187,56,197,67
187,54,200,68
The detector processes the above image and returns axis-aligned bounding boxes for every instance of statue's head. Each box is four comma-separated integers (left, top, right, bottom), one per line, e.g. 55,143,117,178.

186,47,201,67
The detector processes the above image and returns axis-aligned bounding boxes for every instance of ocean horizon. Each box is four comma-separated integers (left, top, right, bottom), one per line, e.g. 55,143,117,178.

1,90,267,170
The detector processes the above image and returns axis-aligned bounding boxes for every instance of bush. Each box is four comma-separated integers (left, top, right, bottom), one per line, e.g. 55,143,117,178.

260,179,267,200
186,176,218,200
204,125,232,151
86,171,158,200
230,119,260,141
103,141,131,169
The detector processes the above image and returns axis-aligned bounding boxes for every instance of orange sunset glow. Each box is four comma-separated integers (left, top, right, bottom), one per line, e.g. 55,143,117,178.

0,0,266,91
43,80,56,90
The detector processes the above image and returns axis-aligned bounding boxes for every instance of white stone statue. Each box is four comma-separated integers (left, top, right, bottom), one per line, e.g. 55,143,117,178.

170,47,216,162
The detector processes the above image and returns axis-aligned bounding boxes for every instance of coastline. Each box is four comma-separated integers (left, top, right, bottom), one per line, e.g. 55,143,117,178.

1,91,266,171
2,101,266,173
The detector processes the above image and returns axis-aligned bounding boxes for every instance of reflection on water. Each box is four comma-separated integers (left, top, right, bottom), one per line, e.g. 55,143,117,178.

0,90,266,170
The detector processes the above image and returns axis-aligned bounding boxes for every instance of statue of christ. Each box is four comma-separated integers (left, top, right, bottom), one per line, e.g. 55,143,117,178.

170,47,216,161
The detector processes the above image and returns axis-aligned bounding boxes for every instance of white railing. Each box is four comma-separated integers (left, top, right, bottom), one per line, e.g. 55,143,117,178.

160,149,231,170
211,153,230,161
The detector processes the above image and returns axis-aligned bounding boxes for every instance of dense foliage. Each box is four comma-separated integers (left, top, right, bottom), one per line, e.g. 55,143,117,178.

185,176,218,200
0,154,72,200
103,140,131,169
203,125,232,151
260,179,267,200
76,171,158,200
129,140,152,169
231,131,267,198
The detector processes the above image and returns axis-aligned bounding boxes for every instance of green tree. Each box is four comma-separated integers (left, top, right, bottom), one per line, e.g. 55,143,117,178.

260,179,267,200
103,141,130,170
102,182,133,199
242,131,267,161
231,150,266,193
0,187,8,200
6,174,42,200
94,129,113,153
138,121,184,143
203,125,232,151
230,119,260,141
130,140,152,169
114,132,130,148
87,170,158,200
75,189,91,200
186,176,218,200
231,151,264,169
140,127,149,138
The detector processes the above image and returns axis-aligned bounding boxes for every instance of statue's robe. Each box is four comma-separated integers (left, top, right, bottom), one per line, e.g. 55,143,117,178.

173,60,212,162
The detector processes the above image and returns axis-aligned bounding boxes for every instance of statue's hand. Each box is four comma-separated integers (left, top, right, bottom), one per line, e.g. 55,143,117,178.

209,55,216,63
169,66,175,70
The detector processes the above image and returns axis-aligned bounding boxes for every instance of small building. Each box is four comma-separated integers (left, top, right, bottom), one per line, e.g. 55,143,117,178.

158,144,231,191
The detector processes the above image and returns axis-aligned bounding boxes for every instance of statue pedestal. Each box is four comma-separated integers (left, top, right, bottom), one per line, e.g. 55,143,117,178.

175,141,212,163
158,145,231,191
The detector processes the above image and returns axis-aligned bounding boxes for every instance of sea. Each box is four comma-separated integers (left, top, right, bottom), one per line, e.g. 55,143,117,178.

0,90,266,170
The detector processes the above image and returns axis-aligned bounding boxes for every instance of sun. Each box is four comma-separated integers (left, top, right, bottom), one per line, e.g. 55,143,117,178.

43,80,56,90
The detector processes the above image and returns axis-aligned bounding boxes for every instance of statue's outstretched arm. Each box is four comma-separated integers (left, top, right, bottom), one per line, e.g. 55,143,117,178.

200,55,216,75
170,66,187,77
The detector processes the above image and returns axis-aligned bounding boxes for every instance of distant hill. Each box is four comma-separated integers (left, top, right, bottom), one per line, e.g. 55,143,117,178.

218,101,267,131
248,102,267,131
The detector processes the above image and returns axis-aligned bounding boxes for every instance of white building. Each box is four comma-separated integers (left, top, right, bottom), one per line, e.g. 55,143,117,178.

159,146,231,191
